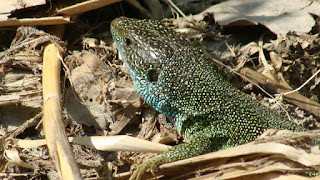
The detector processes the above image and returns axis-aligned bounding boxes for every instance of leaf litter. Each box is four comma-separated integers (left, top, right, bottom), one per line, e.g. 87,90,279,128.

1,0,320,179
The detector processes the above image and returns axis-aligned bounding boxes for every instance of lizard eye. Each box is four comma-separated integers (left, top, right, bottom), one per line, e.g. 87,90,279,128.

147,69,160,84
124,38,132,46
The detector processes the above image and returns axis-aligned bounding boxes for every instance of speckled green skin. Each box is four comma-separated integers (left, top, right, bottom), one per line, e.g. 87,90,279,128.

111,17,303,179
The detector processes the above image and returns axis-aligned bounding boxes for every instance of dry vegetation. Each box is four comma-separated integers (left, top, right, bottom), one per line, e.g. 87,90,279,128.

0,0,320,179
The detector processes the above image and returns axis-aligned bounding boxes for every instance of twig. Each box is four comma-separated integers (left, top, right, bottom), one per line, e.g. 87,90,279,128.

166,0,188,20
283,68,320,96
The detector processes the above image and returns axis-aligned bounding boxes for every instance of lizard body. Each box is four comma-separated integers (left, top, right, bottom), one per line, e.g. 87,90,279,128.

110,17,304,179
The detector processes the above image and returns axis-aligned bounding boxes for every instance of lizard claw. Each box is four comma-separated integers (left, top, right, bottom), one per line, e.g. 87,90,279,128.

129,156,162,180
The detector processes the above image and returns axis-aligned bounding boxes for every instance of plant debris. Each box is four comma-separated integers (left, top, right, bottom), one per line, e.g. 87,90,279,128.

0,0,320,179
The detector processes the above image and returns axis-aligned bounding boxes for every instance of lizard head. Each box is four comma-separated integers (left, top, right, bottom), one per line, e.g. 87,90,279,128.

111,17,189,84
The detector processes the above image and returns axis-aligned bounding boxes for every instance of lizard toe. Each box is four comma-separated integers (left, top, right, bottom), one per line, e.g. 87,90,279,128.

129,156,162,180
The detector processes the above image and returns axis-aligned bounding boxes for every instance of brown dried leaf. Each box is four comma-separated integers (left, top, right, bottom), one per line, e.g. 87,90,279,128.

269,51,282,71
310,76,320,91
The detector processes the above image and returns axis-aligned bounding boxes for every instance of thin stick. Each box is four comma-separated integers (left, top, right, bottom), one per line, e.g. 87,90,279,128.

283,68,320,95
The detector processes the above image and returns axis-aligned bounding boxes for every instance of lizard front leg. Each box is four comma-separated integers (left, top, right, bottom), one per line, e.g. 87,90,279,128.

130,130,228,180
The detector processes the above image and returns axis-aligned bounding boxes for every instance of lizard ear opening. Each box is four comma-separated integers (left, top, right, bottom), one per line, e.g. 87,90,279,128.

147,69,160,84
124,38,132,46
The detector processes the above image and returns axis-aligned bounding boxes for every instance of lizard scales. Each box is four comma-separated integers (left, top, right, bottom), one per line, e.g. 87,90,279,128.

110,17,302,179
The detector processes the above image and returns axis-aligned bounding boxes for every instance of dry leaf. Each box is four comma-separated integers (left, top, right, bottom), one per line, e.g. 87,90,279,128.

4,149,33,169
193,0,320,35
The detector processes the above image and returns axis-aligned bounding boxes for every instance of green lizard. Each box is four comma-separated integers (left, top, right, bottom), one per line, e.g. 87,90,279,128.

110,17,306,179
